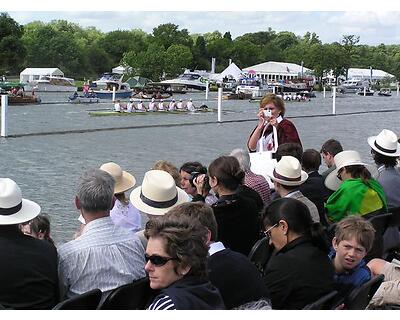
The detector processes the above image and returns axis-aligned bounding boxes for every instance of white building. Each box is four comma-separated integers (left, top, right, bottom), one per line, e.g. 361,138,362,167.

347,68,395,81
20,68,64,83
242,61,313,83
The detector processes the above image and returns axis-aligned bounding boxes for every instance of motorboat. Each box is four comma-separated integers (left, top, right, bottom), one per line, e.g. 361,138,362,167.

378,88,392,97
338,79,369,93
236,77,271,98
160,70,210,91
68,92,99,104
90,73,133,99
8,94,41,105
356,88,375,96
24,75,77,92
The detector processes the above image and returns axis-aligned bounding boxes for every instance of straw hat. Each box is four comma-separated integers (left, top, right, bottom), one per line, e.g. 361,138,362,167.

367,129,400,157
100,162,136,194
267,156,308,186
0,178,41,225
130,170,189,215
325,150,378,191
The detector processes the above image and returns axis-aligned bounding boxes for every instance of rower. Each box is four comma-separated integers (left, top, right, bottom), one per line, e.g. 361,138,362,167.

177,99,184,110
148,98,157,112
168,99,176,111
137,100,146,111
114,100,121,112
126,98,135,113
158,99,165,111
186,98,195,112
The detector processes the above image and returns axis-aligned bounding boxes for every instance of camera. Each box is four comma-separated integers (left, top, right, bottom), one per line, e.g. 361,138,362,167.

263,109,272,117
189,171,209,188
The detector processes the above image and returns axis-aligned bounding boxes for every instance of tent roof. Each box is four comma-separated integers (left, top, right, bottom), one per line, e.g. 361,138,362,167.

348,68,394,79
209,62,243,81
242,61,311,75
112,65,132,74
20,68,64,76
126,76,152,88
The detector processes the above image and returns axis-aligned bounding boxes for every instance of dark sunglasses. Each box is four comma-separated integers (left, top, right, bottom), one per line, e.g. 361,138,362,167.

145,254,179,267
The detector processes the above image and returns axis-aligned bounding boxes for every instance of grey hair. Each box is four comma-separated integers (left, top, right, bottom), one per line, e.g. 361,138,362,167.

77,169,115,212
230,148,251,171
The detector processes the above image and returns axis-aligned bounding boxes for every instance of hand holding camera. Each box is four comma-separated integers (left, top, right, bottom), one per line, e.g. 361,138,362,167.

190,172,210,197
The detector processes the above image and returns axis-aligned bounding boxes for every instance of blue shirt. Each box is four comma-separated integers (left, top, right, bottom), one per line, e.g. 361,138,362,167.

328,249,371,295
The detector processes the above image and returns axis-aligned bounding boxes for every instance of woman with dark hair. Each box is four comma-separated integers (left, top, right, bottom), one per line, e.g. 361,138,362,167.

144,214,225,310
247,93,301,153
204,156,261,256
325,150,387,222
261,198,334,309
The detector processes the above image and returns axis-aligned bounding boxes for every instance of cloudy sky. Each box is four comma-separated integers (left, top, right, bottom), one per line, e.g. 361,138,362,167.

5,1,400,46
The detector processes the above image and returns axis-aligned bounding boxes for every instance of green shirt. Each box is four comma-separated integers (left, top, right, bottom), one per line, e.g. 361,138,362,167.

325,178,387,222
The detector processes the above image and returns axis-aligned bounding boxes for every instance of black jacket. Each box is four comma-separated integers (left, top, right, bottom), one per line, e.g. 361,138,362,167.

263,236,334,309
151,276,225,310
212,189,261,256
208,247,270,309
0,226,59,309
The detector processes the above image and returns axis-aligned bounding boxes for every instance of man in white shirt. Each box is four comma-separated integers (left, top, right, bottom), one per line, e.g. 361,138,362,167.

58,169,146,299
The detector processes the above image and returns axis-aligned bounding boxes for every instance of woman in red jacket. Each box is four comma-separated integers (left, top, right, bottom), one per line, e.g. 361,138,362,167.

247,93,302,153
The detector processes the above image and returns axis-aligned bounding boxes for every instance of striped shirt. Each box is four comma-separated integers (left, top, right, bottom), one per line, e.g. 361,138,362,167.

244,170,272,205
58,216,146,298
147,294,176,310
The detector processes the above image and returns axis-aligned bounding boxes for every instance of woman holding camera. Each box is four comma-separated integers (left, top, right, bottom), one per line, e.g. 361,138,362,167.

247,93,302,152
144,214,225,310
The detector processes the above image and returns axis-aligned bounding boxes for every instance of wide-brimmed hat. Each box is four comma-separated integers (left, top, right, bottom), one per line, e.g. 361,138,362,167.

100,162,136,194
267,156,308,186
368,129,400,157
130,170,189,216
0,178,41,225
325,150,377,191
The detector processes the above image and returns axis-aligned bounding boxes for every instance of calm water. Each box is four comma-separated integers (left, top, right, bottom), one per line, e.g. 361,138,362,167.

1,91,399,244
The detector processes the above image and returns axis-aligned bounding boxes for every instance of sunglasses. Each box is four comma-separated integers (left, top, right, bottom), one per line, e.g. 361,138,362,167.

263,223,278,240
145,254,179,267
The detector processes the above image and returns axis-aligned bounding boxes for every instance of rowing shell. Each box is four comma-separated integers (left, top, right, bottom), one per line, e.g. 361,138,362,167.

89,109,215,117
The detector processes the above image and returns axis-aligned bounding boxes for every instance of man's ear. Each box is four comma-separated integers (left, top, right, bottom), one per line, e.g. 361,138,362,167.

279,219,289,234
75,196,81,210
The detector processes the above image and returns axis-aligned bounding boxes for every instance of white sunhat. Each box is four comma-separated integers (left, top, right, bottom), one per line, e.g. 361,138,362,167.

130,170,189,216
267,156,308,186
100,162,136,194
325,150,378,191
367,129,400,157
0,178,41,225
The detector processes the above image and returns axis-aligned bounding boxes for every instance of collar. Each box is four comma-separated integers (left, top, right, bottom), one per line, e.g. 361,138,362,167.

208,241,225,256
276,236,311,254
276,115,283,123
82,216,112,234
328,249,367,275
285,190,301,198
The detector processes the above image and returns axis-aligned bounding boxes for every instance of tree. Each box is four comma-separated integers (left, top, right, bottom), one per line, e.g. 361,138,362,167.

0,12,26,74
164,44,193,78
341,34,360,78
152,23,192,50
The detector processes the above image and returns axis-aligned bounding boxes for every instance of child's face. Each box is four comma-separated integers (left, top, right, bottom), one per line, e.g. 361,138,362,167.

332,237,367,271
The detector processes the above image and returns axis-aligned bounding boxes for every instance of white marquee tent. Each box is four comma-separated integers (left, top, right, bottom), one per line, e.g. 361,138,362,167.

242,61,312,82
20,68,64,83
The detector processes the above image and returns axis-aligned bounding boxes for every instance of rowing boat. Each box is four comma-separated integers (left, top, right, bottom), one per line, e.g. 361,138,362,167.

89,108,215,117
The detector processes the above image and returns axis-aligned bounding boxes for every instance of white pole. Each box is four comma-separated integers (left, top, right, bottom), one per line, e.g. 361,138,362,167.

397,83,399,96
323,86,326,98
364,86,366,97
112,86,116,101
273,86,276,94
217,87,222,123
332,86,336,115
1,94,8,138
205,81,209,100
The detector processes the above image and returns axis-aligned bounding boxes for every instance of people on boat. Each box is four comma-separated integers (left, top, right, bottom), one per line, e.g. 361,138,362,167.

186,98,195,112
136,100,147,112
168,99,176,111
148,98,157,111
126,98,135,113
247,93,302,153
158,99,165,111
114,100,122,112
177,99,184,110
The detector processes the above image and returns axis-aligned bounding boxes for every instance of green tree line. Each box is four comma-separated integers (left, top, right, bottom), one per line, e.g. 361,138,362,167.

1,12,400,83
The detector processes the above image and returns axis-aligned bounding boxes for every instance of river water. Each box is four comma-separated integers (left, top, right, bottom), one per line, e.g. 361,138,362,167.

1,91,399,244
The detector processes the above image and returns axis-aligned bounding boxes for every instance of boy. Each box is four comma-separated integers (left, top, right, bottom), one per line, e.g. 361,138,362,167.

330,215,400,308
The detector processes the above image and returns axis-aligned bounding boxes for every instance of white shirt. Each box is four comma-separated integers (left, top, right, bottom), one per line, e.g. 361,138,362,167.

148,102,156,111
256,115,283,152
137,102,145,110
58,216,146,298
126,102,133,112
158,102,165,110
114,102,121,112
177,102,183,109
110,199,142,233
168,102,176,111
208,241,226,256
186,101,195,111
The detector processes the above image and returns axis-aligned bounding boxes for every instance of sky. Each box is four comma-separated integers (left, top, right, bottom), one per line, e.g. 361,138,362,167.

4,1,400,46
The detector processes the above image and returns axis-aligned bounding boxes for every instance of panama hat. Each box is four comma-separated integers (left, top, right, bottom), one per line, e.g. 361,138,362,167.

100,162,136,194
267,156,308,186
368,129,400,157
0,178,41,225
325,150,378,191
130,170,189,216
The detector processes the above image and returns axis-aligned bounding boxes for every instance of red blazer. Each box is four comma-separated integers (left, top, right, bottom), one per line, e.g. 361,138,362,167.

247,118,302,152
